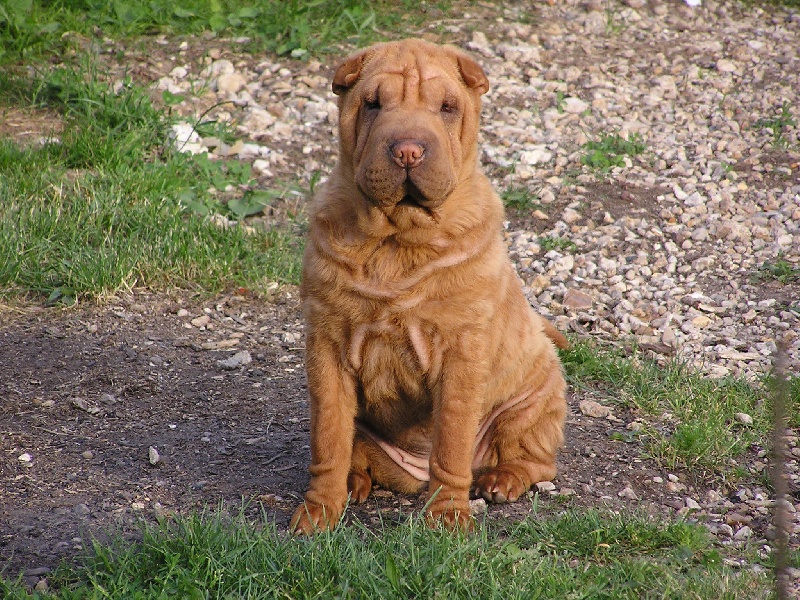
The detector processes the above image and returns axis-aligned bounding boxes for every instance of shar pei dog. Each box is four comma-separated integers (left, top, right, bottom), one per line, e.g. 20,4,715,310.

291,38,568,533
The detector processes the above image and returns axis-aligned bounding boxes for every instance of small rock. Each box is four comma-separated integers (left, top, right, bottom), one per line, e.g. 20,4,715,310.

177,308,190,317
716,59,737,73
253,159,273,175
735,412,753,425
519,146,552,165
170,123,200,147
561,207,582,224
563,97,589,114
82,450,94,460
470,498,488,513
725,513,752,526
618,486,638,500
191,314,211,328
563,288,593,311
34,580,49,593
130,502,145,511
201,339,240,350
216,72,247,95
691,315,712,328
73,503,90,516
536,481,556,492
579,399,611,418
218,350,252,370
148,446,161,465
685,497,701,510
733,525,753,540
72,397,101,415
240,107,276,134
18,452,32,462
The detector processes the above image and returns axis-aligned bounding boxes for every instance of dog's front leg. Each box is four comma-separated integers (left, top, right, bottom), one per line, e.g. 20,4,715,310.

426,343,487,531
291,330,357,534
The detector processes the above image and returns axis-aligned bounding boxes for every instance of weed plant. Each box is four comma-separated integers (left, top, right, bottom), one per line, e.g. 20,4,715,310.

581,133,646,173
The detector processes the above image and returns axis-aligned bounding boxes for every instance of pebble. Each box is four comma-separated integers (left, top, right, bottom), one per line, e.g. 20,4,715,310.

579,399,611,418
469,498,488,513
191,315,211,328
563,288,593,311
618,486,638,500
218,350,252,369
536,481,556,492
148,446,161,465
735,412,754,426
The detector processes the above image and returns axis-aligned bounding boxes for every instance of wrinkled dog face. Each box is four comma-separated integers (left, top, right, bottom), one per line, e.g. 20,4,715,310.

333,42,489,215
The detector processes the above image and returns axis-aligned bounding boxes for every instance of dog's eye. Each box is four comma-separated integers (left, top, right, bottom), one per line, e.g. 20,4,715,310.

440,100,456,114
364,97,381,111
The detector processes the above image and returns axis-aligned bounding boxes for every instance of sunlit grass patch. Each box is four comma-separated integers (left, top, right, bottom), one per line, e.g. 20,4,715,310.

0,507,768,599
0,64,303,304
561,339,799,477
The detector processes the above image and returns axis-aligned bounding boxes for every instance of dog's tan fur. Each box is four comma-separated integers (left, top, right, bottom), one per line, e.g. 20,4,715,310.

291,39,567,533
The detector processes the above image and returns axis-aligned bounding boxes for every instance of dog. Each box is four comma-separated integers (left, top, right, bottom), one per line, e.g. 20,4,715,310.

290,39,567,533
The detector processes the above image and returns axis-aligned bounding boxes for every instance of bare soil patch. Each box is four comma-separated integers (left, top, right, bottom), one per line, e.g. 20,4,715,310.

0,289,771,582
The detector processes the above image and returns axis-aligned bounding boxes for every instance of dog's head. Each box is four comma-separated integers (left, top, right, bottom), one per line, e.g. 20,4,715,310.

331,39,489,218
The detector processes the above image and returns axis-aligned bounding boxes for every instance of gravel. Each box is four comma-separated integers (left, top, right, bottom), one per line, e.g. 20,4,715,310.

146,0,799,383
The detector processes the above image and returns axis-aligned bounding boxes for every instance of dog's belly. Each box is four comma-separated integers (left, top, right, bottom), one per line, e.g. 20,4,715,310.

350,320,435,447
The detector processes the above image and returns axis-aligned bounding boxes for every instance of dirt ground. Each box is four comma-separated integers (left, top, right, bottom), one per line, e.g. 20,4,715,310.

0,278,778,584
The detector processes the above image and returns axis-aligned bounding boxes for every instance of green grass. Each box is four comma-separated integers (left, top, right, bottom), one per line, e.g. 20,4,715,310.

502,184,542,211
540,235,577,253
753,101,797,148
0,64,302,304
0,507,768,598
0,0,449,63
562,339,800,478
581,133,646,173
753,256,800,284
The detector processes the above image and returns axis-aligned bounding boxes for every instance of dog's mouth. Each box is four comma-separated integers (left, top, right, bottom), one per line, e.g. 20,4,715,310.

398,194,423,208
397,181,438,211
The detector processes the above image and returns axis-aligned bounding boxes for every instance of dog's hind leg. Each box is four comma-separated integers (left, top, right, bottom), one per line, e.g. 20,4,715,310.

472,372,565,504
348,430,427,503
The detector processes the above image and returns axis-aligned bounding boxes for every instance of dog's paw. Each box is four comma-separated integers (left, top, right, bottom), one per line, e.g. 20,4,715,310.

290,501,341,535
425,499,474,532
473,466,528,504
347,469,372,503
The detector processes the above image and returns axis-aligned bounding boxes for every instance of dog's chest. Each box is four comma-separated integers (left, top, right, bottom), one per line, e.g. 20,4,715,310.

347,313,440,414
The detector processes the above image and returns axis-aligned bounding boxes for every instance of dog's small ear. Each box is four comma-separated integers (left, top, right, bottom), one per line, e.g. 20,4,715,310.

332,50,369,95
456,54,489,95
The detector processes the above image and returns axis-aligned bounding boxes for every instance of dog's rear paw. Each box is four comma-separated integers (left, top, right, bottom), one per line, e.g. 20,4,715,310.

473,466,529,504
347,469,372,503
290,501,341,534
